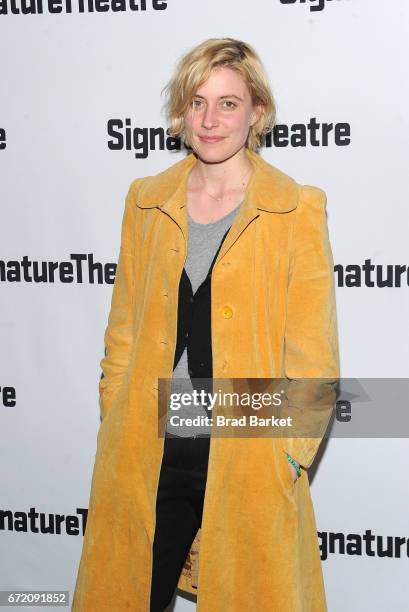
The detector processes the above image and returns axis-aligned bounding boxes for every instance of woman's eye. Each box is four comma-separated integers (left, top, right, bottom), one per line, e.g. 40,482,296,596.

222,100,237,109
192,99,203,108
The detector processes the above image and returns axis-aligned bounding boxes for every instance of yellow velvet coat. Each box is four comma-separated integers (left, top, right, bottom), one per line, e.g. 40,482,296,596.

72,148,340,611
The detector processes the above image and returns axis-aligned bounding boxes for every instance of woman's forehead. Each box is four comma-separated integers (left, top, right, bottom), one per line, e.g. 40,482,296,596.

194,68,250,97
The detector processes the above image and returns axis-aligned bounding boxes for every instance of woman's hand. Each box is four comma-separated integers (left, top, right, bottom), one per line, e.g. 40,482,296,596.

288,462,299,482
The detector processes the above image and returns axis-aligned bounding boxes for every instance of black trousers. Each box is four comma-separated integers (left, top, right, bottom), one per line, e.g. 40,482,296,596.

149,435,210,612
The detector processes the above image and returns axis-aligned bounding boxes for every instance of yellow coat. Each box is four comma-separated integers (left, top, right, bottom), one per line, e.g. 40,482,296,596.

72,148,340,611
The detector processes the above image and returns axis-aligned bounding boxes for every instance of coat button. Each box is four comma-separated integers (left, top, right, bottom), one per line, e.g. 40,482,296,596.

188,368,193,375
221,305,233,319
184,331,189,338
189,296,194,303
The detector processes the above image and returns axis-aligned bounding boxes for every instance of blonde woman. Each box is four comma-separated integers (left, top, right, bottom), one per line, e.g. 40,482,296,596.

72,38,340,612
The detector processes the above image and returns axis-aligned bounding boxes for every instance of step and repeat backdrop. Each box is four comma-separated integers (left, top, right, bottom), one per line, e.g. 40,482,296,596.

1,1,409,610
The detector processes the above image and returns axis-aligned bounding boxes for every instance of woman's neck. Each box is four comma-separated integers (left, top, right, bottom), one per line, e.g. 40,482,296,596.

190,147,253,193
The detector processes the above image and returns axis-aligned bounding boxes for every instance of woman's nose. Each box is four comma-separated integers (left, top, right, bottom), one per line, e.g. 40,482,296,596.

201,105,219,128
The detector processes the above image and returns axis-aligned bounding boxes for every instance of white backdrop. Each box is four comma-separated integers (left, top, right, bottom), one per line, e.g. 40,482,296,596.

1,1,409,610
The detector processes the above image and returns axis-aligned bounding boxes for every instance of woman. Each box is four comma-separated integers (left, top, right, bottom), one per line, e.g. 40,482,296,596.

72,38,340,612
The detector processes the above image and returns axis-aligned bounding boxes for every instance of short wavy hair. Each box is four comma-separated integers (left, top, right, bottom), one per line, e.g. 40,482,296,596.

161,38,276,152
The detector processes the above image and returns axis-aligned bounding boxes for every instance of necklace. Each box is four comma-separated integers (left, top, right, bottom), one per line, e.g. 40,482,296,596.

197,166,252,202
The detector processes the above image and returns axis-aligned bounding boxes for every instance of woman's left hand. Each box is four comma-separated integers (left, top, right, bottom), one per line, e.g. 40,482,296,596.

288,462,299,482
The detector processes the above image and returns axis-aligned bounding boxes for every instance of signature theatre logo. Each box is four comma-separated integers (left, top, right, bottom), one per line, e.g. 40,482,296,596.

280,0,343,11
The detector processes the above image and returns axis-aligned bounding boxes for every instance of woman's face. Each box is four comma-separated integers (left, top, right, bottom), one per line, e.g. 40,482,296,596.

184,66,262,163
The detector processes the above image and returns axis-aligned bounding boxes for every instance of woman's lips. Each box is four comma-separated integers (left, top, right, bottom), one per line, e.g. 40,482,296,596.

199,136,224,143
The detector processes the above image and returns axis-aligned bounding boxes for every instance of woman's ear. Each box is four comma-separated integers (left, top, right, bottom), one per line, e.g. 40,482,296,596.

250,104,264,127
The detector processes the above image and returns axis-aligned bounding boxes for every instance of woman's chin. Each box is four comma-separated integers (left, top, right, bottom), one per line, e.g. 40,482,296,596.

192,143,243,165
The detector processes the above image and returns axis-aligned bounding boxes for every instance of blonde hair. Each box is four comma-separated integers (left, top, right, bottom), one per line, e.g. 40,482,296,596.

161,38,276,152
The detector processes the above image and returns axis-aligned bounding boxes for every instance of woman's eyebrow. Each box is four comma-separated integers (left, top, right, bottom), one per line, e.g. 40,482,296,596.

194,94,244,101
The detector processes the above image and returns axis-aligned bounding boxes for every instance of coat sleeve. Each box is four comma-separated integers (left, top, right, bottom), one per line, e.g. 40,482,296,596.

279,185,340,470
98,178,143,421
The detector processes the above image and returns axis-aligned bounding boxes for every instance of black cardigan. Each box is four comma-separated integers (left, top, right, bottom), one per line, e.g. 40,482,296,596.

172,226,231,415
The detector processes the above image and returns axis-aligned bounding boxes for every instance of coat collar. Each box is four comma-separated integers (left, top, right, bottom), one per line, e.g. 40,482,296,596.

135,148,299,214
135,149,299,264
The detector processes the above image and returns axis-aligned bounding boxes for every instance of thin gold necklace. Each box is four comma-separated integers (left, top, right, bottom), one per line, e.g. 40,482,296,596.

197,166,252,202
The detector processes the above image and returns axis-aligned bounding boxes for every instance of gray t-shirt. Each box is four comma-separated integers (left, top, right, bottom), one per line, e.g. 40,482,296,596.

165,202,242,437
